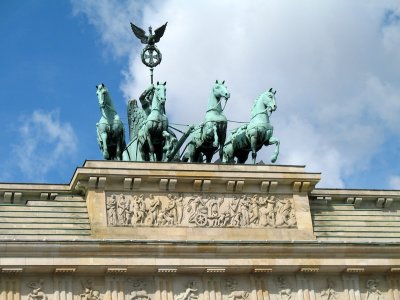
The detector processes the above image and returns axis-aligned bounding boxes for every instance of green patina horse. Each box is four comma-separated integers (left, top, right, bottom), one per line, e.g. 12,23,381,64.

223,88,280,164
184,80,230,162
96,83,126,160
137,82,169,161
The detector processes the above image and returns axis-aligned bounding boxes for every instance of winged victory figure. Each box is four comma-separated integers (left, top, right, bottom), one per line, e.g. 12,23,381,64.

130,22,168,46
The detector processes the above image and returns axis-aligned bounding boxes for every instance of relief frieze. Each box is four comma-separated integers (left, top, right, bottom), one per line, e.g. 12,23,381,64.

105,193,297,229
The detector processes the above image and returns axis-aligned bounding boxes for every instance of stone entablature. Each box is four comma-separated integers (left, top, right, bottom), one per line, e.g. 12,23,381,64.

76,162,317,241
1,272,400,300
1,162,400,300
1,161,400,242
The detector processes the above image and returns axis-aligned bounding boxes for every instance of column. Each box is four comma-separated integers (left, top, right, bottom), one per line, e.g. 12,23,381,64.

295,274,315,300
156,277,172,300
54,276,73,300
202,277,209,300
387,276,400,300
250,276,269,300
342,275,361,300
0,276,20,300
105,276,125,300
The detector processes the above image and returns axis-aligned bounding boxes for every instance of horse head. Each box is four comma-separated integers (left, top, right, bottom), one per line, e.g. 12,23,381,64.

213,80,230,103
153,81,167,109
96,83,109,109
265,88,277,114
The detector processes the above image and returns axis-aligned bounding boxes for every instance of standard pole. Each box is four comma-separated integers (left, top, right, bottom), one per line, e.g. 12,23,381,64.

150,68,154,84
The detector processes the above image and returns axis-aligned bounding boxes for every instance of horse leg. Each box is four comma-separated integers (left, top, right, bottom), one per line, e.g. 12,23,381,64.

117,124,126,160
223,143,235,163
101,131,109,159
237,151,250,164
212,123,219,148
266,136,280,163
97,124,110,159
205,150,213,163
143,123,156,161
185,143,194,163
190,145,197,163
219,123,227,161
138,141,148,161
137,129,148,161
222,144,230,163
147,134,156,161
117,131,126,160
249,131,258,164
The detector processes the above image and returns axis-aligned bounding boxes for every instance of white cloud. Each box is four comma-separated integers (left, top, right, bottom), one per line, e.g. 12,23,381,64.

389,176,400,189
71,0,143,58
72,0,400,188
12,110,77,182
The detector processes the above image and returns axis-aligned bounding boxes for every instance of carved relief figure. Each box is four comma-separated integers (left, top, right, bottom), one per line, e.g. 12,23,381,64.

145,194,161,225
80,280,101,300
186,195,209,226
275,198,296,227
229,196,241,226
130,280,150,300
277,277,292,300
175,281,198,300
106,195,117,225
258,196,275,227
28,281,47,300
117,194,129,225
165,193,178,224
225,279,248,300
366,279,382,300
105,193,297,229
131,194,146,225
249,195,260,224
175,194,184,224
321,279,337,300
206,195,220,226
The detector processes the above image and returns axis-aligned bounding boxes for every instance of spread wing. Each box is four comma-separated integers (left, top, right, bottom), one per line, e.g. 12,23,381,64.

153,22,168,43
127,99,147,141
130,22,148,44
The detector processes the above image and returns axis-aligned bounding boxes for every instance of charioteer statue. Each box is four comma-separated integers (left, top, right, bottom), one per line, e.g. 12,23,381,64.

95,21,280,164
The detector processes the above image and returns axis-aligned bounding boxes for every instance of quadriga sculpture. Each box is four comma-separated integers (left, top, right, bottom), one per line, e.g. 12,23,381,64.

223,88,280,164
184,80,230,162
96,83,126,160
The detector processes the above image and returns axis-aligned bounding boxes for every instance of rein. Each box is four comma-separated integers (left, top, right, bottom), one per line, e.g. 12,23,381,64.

100,92,118,120
250,107,271,121
206,96,228,113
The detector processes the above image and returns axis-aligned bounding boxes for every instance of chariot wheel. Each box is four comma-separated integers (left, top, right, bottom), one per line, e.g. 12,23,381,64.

195,213,208,227
141,45,162,68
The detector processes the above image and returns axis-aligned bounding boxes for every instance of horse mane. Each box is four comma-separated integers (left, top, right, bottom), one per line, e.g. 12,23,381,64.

251,91,268,111
103,89,118,115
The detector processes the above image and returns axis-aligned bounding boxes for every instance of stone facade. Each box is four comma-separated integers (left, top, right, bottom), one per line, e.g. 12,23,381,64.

0,161,400,300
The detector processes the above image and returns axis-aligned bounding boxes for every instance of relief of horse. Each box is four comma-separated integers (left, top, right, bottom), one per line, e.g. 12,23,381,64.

184,80,230,162
96,83,126,160
223,88,280,164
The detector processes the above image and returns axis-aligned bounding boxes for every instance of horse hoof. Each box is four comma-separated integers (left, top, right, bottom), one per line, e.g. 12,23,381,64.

271,156,277,163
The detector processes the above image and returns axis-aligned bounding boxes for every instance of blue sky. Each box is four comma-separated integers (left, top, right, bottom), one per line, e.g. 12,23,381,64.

1,1,400,190
0,1,125,183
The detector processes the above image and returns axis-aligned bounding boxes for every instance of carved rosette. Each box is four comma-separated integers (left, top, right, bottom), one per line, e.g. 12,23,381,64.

105,193,297,229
